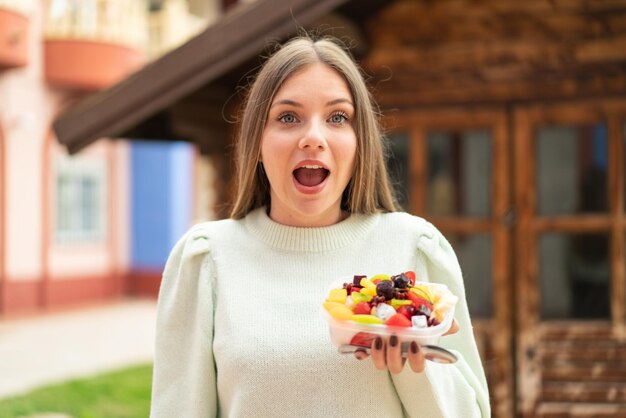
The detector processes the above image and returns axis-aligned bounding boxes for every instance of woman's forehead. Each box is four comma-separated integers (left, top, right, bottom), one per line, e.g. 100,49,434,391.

271,63,352,104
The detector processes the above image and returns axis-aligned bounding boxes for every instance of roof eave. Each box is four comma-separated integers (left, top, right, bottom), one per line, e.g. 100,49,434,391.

54,0,349,154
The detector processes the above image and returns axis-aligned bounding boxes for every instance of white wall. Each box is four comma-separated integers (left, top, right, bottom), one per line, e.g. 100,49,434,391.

0,3,60,281
0,2,131,284
46,140,131,280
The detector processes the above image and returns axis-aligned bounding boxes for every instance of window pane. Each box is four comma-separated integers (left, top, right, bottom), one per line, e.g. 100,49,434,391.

539,232,610,319
427,130,491,217
81,176,98,232
56,174,73,234
536,124,608,215
55,156,106,243
387,133,410,211
448,233,493,318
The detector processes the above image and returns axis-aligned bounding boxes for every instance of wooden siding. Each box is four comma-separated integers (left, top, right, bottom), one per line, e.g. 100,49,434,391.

367,2,626,415
538,324,626,417
363,0,626,107
514,102,626,417
385,108,515,417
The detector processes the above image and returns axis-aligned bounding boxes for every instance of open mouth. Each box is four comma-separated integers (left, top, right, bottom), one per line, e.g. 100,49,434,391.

293,165,330,187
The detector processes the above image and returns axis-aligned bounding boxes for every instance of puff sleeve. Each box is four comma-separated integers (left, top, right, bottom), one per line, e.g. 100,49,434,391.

391,221,491,418
150,224,217,418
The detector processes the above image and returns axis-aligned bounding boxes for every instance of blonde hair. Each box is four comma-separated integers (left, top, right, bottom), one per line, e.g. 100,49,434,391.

230,36,398,219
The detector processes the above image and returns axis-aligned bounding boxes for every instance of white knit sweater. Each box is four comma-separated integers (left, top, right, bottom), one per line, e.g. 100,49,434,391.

150,208,490,418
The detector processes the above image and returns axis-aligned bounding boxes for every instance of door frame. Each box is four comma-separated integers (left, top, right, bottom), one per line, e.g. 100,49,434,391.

513,98,626,416
383,99,626,417
383,107,514,417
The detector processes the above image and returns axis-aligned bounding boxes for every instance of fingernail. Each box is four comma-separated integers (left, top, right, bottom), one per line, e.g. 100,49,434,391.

375,337,383,350
410,341,419,354
389,335,398,347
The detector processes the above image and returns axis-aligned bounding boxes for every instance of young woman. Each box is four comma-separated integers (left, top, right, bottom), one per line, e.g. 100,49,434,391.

150,36,490,417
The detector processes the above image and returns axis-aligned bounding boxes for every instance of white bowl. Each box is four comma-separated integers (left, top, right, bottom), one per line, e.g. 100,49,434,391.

322,280,457,348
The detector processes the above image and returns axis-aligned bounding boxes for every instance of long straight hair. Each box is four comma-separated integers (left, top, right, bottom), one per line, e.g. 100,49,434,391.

230,36,398,219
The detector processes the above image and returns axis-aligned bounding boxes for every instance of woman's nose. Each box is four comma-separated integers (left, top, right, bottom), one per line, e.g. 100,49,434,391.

299,119,327,150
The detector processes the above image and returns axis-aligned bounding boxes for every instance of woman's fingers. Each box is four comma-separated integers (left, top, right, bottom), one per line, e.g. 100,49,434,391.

385,335,406,374
360,336,427,374
407,341,425,373
370,337,387,370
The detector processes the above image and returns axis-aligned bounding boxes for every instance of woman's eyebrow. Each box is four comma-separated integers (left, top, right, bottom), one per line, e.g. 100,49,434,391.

326,98,353,107
270,99,302,108
270,98,354,108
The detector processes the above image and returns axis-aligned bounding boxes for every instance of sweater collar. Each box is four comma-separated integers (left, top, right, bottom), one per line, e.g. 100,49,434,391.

244,207,380,252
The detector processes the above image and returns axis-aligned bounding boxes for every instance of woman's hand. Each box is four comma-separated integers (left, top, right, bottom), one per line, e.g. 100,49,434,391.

354,319,459,373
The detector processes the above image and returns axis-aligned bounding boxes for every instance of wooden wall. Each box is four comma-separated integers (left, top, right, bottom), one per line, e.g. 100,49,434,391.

362,0,626,108
361,1,626,417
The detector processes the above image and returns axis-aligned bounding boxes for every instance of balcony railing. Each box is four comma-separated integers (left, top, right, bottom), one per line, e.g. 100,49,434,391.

45,0,148,50
0,0,36,15
148,0,208,59
42,0,211,89
43,0,149,90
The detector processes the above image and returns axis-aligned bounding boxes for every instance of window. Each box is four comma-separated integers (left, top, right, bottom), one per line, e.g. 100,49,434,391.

536,124,608,216
448,233,493,318
55,155,107,243
427,130,492,217
539,232,610,319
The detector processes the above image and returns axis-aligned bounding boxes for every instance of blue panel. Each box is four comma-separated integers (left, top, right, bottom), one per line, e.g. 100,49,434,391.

131,141,174,270
130,141,195,270
169,143,194,247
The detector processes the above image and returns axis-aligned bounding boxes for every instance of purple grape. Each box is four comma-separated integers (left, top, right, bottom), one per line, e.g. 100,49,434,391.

376,280,395,300
392,273,410,289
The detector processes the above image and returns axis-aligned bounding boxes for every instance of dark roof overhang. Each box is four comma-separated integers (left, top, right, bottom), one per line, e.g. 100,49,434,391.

53,0,387,154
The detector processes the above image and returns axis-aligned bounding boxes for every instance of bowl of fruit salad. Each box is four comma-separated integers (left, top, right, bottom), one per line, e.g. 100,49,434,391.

322,271,458,349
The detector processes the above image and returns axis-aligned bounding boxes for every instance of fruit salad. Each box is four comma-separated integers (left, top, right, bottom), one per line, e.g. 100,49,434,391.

322,272,458,347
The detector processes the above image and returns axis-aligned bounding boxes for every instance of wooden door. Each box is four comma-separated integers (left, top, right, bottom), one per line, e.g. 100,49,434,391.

385,108,514,417
514,100,626,418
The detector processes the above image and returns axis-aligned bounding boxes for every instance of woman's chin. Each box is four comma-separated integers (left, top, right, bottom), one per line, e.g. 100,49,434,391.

270,200,344,227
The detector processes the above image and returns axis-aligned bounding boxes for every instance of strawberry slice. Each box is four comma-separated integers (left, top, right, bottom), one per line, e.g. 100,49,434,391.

406,291,433,311
353,301,371,315
350,332,377,348
385,313,412,327
396,305,415,319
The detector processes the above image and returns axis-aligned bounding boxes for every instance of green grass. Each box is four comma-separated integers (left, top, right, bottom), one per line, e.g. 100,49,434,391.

0,364,152,418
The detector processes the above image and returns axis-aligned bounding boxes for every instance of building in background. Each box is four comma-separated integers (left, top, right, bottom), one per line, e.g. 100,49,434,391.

51,0,626,416
0,0,216,315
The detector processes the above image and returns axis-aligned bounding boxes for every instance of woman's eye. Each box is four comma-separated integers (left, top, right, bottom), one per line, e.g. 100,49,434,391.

279,113,297,124
329,112,348,124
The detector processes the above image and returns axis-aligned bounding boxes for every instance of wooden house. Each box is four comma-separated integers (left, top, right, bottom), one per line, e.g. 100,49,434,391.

53,0,626,416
